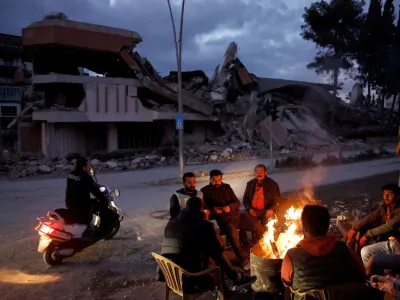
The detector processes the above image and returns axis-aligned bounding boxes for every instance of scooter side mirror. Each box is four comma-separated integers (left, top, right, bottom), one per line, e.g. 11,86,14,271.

114,189,120,197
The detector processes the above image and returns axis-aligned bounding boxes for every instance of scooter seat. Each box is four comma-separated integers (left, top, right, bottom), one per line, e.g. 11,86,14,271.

54,208,86,225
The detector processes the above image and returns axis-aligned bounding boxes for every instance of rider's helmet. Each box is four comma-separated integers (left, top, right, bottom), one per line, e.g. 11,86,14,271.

75,158,89,171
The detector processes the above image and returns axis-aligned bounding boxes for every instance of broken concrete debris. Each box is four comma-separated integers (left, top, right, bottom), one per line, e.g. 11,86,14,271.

0,139,393,180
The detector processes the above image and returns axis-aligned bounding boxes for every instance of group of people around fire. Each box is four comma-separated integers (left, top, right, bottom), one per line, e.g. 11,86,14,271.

65,159,400,298
159,164,400,299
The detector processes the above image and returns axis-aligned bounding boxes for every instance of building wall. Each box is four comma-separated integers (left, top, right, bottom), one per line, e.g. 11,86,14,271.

0,34,24,151
19,122,41,153
161,120,223,146
44,123,89,158
83,84,155,122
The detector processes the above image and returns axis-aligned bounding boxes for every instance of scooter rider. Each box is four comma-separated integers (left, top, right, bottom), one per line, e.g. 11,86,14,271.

65,158,112,235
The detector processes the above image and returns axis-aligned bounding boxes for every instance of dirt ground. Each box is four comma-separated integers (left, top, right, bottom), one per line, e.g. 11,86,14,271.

0,172,397,300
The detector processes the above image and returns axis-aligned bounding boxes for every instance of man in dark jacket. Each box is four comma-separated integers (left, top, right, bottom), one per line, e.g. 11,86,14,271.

348,183,400,267
242,164,281,241
159,196,256,295
282,205,366,300
169,172,203,219
65,158,112,233
200,169,249,269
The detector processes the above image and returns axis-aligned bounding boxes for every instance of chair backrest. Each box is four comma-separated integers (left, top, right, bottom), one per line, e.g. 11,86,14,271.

152,252,185,297
290,287,327,300
291,282,372,300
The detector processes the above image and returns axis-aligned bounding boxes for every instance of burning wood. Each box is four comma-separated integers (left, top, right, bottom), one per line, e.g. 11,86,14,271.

270,241,280,258
259,205,304,259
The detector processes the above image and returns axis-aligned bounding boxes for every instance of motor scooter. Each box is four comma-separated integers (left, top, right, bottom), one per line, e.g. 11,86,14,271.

35,168,123,266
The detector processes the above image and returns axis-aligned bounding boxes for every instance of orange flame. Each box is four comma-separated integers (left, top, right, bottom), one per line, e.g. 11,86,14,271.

260,206,304,259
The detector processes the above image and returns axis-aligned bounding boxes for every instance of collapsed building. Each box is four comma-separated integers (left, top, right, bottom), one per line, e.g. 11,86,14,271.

9,13,380,159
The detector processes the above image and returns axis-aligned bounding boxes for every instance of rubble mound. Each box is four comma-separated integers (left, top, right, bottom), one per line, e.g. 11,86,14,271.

43,12,68,20
0,138,394,180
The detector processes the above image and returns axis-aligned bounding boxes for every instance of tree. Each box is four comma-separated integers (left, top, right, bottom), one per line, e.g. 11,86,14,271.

379,0,396,123
356,0,382,108
387,5,400,127
301,0,365,126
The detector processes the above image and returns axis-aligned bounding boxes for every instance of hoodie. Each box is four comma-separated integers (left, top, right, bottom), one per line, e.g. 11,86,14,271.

281,235,366,287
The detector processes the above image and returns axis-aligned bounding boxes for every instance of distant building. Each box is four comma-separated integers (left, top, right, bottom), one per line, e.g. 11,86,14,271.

384,95,399,111
0,33,27,151
17,17,335,159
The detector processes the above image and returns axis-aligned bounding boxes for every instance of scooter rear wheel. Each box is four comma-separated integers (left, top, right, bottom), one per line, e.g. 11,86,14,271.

43,243,63,266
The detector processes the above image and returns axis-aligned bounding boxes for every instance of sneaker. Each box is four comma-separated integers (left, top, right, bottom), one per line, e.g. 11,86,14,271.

232,274,256,291
242,258,250,271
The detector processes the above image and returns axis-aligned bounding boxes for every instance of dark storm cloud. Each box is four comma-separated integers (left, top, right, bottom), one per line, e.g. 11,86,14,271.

2,0,380,94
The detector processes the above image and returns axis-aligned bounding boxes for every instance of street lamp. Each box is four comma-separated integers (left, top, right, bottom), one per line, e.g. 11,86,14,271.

167,0,185,178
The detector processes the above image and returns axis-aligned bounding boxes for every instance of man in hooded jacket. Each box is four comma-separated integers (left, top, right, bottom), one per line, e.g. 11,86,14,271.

281,205,366,299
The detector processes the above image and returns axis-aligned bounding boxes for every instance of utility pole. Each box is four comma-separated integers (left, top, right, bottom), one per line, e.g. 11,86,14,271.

167,0,186,178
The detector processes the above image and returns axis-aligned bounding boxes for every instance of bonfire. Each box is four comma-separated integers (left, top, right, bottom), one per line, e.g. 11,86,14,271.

259,206,304,259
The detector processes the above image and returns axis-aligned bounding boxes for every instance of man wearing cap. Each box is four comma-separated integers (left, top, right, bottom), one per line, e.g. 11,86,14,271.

242,164,281,241
347,183,400,267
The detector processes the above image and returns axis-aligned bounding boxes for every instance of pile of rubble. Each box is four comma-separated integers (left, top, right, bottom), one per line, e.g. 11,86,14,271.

137,42,385,152
327,197,382,240
0,136,391,180
11,36,384,153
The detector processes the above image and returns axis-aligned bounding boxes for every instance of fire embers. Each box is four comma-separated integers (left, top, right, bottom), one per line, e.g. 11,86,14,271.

260,206,304,259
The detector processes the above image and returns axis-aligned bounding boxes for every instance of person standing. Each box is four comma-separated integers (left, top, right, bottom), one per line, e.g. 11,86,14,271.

169,172,203,219
242,164,281,240
201,169,249,269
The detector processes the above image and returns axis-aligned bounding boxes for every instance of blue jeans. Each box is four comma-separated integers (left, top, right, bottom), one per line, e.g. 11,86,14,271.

361,240,400,267
369,253,400,276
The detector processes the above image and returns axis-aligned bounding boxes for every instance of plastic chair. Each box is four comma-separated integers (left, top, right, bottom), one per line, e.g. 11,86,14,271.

289,287,327,300
151,252,224,300
288,282,373,300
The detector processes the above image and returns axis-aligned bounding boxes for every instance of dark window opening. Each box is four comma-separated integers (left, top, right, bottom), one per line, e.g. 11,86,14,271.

183,121,194,135
117,122,164,150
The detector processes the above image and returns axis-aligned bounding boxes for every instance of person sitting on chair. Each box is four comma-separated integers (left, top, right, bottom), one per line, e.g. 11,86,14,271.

241,164,281,243
158,196,256,295
347,183,400,268
281,205,365,300
201,169,249,270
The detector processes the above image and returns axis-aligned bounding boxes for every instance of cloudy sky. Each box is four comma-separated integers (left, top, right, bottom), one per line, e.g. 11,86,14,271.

1,0,399,95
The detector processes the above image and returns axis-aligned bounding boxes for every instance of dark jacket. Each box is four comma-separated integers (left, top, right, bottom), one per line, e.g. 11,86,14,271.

242,177,281,211
169,188,203,219
351,201,400,239
200,183,241,222
65,169,107,214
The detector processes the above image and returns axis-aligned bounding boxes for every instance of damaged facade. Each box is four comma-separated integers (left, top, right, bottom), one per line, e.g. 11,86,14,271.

11,13,378,160
0,33,31,151
15,14,219,159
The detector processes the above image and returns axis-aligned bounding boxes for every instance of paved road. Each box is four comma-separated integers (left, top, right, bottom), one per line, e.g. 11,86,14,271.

0,156,399,229
0,156,398,300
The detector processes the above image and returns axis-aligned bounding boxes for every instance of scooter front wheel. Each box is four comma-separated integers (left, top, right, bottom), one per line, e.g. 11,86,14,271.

104,220,120,240
43,243,63,266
